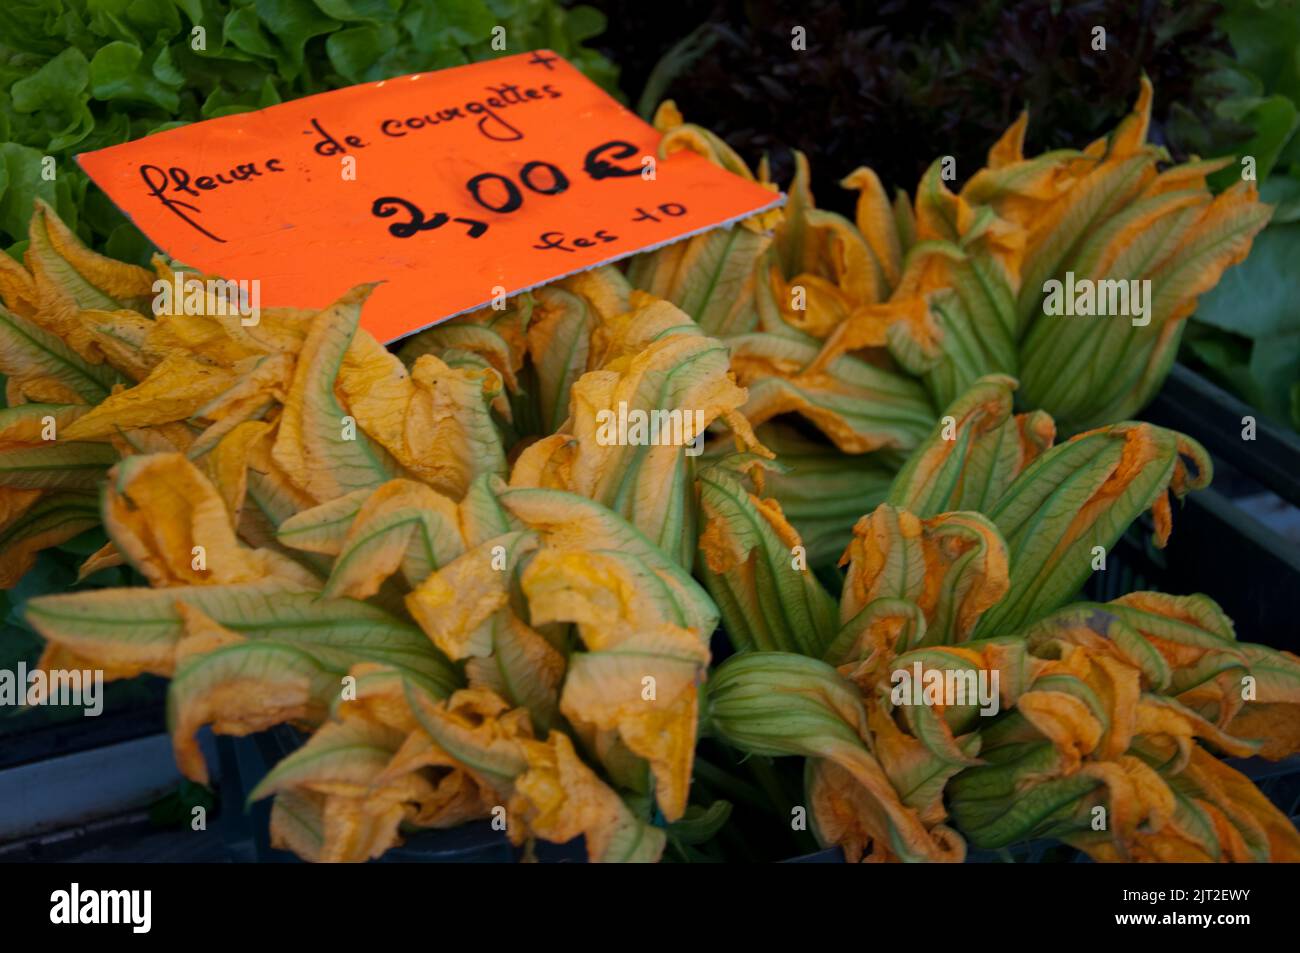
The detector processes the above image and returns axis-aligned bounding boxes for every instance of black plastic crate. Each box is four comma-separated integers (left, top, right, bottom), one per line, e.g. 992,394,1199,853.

1145,364,1300,507
1115,363,1300,650
1081,491,1300,653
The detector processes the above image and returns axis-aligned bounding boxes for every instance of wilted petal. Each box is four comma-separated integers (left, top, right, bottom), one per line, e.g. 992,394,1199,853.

405,531,538,660
708,652,964,862
342,348,506,500
170,633,337,783
272,285,392,503
840,505,1009,644
25,200,154,358
498,486,718,639
510,731,666,862
322,479,463,599
26,579,457,688
103,452,311,587
465,612,565,734
0,303,115,404
729,332,934,454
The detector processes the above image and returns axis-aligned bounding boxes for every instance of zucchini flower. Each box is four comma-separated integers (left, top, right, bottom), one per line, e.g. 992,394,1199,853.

757,152,890,340
395,265,633,439
784,81,1268,433
632,104,937,457
0,204,156,581
699,367,1296,862
696,455,839,657
706,651,966,862
525,273,626,435
835,505,1010,652
887,377,1213,637
970,78,1272,432
887,375,1054,516
510,292,765,567
736,151,938,453
977,418,1210,633
3,207,522,565
727,331,935,454
26,439,711,860
1021,592,1300,761
944,632,1300,861
405,687,667,863
10,247,721,861
0,402,111,586
1,199,155,378
816,162,1025,410
826,563,1300,861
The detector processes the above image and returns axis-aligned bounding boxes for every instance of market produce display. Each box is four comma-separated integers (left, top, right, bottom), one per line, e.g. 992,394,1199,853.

2,0,1298,865
705,377,1300,861
640,82,1270,557
1,67,1297,860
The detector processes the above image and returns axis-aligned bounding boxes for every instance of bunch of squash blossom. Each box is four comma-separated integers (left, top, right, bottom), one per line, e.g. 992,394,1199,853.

0,91,1293,863
0,205,765,861
633,79,1270,569
699,375,1300,861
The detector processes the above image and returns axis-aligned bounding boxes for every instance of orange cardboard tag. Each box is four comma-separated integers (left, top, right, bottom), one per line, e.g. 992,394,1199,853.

77,50,783,343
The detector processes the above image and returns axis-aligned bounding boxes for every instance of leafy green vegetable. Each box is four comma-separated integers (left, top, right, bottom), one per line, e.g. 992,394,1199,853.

0,0,618,258
596,0,1247,218
1179,0,1300,429
1192,216,1300,428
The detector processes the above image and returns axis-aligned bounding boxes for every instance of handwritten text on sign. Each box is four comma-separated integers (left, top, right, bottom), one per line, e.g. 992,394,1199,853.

76,51,784,343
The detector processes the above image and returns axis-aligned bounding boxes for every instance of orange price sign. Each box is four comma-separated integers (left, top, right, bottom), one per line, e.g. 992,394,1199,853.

76,50,784,343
